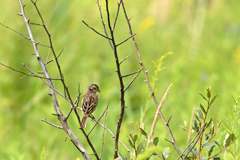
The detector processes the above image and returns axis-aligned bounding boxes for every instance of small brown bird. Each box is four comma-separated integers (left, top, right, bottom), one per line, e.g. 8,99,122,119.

81,83,100,128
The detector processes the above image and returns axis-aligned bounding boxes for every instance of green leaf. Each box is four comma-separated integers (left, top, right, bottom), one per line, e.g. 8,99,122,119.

162,153,166,160
127,137,134,149
225,133,234,146
206,118,212,128
225,115,233,132
199,93,207,101
153,137,159,146
187,146,198,157
194,114,200,122
202,142,217,148
207,90,211,99
133,135,138,143
118,151,128,160
140,128,147,137
214,141,221,149
222,118,233,133
205,132,210,141
235,139,239,153
192,147,199,157
213,157,220,160
197,108,204,119
193,119,199,132
210,95,217,106
137,143,144,154
200,104,206,114
151,152,158,156
162,147,169,159
208,146,215,157
210,122,215,135
227,149,234,158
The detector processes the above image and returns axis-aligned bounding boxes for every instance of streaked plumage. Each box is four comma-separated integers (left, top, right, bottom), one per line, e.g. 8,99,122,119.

81,83,100,128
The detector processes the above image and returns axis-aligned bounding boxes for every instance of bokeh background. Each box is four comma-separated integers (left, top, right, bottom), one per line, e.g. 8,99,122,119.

1,0,240,159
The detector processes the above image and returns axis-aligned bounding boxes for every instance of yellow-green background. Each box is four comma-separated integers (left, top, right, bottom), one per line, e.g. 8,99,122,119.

1,0,240,159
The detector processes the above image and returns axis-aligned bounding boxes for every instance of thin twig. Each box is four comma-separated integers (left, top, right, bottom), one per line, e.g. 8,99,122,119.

65,92,81,120
29,3,92,155
147,83,172,149
121,0,183,157
18,0,93,159
0,62,60,80
100,105,109,159
82,20,112,40
116,33,136,47
88,102,110,136
104,0,127,158
180,122,207,159
41,119,63,129
57,48,64,59
22,63,68,101
120,1,159,107
124,68,142,92
121,70,139,78
119,55,130,64
89,114,135,157
71,139,83,154
0,23,50,48
112,0,122,31
96,0,113,49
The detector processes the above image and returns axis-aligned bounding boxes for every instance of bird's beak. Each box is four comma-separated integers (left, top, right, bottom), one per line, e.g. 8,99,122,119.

98,89,101,93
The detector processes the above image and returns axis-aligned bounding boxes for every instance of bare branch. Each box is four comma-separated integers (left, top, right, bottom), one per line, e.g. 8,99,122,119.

147,83,172,149
124,68,142,92
22,63,68,101
119,55,130,64
41,119,63,129
89,112,135,157
57,48,64,59
96,0,113,49
65,92,81,120
18,0,93,159
121,70,139,78
100,104,109,159
116,33,136,47
0,23,50,48
180,122,207,160
88,102,110,136
121,1,183,157
112,0,122,31
120,1,159,107
82,20,112,40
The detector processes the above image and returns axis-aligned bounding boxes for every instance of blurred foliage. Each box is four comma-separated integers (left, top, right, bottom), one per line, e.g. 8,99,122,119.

0,0,240,159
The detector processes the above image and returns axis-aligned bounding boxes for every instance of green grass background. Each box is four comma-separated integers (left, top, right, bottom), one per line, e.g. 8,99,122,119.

1,0,240,159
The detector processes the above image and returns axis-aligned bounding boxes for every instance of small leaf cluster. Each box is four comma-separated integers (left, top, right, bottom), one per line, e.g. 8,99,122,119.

182,87,234,159
222,96,240,159
118,123,169,160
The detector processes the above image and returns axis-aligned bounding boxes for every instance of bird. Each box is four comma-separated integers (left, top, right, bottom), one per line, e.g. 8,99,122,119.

81,83,100,128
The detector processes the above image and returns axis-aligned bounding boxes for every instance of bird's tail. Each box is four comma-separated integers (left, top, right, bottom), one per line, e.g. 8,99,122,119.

81,115,88,128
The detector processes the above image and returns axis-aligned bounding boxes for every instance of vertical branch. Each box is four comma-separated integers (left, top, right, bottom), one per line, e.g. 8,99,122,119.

120,1,183,158
147,83,172,149
103,0,127,158
120,1,159,107
104,1,126,158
